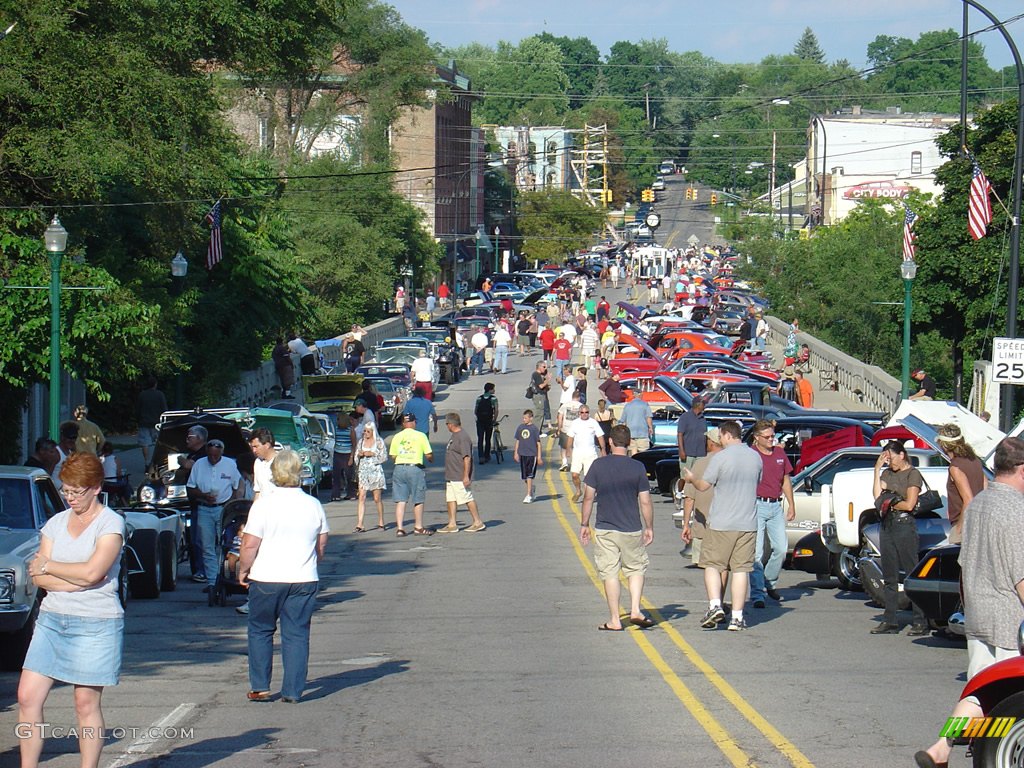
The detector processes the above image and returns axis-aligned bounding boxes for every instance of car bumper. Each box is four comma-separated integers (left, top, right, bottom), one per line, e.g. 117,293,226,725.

0,604,33,633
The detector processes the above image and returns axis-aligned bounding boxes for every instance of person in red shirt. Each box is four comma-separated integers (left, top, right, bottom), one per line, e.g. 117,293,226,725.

438,281,450,308
553,333,573,381
540,325,556,363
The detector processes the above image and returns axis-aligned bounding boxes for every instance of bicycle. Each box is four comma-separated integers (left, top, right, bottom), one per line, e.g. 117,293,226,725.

491,415,509,464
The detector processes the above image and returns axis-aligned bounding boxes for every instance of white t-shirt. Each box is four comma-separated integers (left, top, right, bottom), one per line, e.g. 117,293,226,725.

246,487,330,583
494,327,512,347
560,373,577,406
288,337,311,357
411,356,434,383
187,456,241,504
558,324,577,345
253,455,276,498
471,332,489,351
40,506,125,618
567,417,604,458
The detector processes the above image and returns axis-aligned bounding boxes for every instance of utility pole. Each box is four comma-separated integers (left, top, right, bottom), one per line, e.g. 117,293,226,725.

602,129,609,208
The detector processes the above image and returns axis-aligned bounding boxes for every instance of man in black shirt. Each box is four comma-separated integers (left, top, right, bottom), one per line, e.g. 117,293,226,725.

24,438,58,473
909,368,937,400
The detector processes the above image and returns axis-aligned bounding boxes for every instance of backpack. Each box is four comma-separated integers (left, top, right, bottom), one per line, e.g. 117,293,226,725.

475,393,496,420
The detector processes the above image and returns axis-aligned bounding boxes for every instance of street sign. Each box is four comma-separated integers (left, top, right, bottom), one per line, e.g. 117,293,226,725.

687,235,700,246
992,337,1024,383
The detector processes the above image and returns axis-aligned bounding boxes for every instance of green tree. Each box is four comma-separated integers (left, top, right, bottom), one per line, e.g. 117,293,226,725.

536,33,601,109
793,28,825,64
515,190,605,264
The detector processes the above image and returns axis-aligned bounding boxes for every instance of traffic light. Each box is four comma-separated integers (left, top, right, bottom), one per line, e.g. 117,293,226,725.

641,189,654,202
710,193,718,205
602,189,613,203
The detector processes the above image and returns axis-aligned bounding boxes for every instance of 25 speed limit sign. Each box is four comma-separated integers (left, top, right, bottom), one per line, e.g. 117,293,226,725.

992,337,1024,383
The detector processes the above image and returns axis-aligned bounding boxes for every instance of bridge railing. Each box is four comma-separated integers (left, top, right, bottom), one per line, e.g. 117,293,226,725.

765,317,901,417
229,316,407,407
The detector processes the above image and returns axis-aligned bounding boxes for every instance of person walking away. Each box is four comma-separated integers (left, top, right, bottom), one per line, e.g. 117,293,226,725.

915,436,1024,768
238,449,328,703
18,453,126,768
438,281,449,309
272,338,296,397
795,370,814,408
530,361,553,431
137,376,168,470
516,314,531,356
288,332,317,377
748,420,796,608
870,441,928,635
580,323,599,371
493,322,512,374
405,385,438,436
425,290,436,316
676,397,708,499
527,313,539,351
514,410,544,503
73,405,104,455
579,424,655,631
681,428,724,566
566,404,607,502
474,382,499,464
186,438,242,594
620,394,654,455
937,423,987,544
354,420,387,531
540,324,556,362
389,412,434,536
682,420,762,631
439,413,485,533
470,328,488,375
330,413,357,503
410,350,435,400
777,366,798,402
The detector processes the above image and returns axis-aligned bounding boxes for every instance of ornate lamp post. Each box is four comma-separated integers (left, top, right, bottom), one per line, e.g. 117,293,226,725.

43,216,68,440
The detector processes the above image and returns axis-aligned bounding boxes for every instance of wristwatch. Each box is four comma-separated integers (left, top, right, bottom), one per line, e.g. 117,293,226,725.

40,559,48,575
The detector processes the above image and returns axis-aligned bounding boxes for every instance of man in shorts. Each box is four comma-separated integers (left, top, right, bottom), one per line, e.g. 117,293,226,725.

682,420,761,631
513,410,543,503
389,412,434,536
566,404,607,503
579,424,655,631
438,413,485,533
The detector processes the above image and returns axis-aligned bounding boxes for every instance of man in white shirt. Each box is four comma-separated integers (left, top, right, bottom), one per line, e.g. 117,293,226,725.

187,439,242,591
410,349,435,400
559,367,577,409
288,332,317,376
493,323,512,374
470,329,489,375
558,322,577,346
249,428,278,501
566,405,607,502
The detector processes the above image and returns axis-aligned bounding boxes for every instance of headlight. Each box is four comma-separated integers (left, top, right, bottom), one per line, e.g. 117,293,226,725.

138,485,157,503
319,447,331,464
160,470,176,484
0,570,14,603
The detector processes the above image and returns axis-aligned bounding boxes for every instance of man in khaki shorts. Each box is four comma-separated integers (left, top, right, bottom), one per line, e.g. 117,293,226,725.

579,424,655,631
682,420,761,631
439,413,485,533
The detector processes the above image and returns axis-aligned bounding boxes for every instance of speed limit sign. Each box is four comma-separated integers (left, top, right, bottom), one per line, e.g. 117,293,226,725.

992,337,1024,383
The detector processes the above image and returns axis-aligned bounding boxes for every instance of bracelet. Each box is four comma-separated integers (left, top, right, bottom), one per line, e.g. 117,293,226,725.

40,559,48,575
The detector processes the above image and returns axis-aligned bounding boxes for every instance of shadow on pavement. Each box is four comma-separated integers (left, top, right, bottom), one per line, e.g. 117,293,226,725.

302,658,410,701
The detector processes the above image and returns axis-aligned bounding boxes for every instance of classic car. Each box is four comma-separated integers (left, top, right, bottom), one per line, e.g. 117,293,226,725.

223,408,322,493
408,325,463,384
302,373,365,416
363,375,407,429
356,362,413,391
114,503,184,600
369,344,439,387
266,400,337,485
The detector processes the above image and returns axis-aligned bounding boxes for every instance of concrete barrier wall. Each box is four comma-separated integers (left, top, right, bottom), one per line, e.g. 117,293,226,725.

228,316,407,407
765,317,901,417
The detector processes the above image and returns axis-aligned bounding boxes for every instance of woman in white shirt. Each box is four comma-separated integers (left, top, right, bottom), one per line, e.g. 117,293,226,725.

238,450,329,703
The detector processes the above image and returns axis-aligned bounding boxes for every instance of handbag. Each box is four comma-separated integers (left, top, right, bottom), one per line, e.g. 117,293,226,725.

525,386,535,399
914,480,942,515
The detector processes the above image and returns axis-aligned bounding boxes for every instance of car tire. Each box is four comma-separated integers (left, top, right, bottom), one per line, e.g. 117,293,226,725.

971,691,1024,767
0,597,39,671
159,531,178,592
129,529,162,599
832,547,863,591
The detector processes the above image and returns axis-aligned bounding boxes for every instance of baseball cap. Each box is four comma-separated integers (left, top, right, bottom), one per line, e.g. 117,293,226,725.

402,412,417,423
911,368,925,377
706,427,722,444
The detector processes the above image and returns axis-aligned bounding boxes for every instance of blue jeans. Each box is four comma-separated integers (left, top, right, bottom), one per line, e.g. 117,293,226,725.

470,350,484,374
197,504,223,586
494,345,509,373
247,581,319,699
554,358,568,381
749,499,787,601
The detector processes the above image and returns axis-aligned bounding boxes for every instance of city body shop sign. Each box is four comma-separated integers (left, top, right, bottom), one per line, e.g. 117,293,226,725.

844,181,916,200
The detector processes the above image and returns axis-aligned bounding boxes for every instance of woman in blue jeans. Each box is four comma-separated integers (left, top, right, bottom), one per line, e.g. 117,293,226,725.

238,449,329,702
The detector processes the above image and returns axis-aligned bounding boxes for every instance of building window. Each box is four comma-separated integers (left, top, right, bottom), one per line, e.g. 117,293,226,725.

911,151,922,175
258,116,272,150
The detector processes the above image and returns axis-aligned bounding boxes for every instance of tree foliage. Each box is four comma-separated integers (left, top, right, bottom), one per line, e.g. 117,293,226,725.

793,28,825,64
516,190,605,264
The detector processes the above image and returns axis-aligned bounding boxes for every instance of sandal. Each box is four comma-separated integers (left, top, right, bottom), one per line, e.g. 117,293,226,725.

413,527,435,536
395,529,407,537
375,524,386,530
247,690,272,702
353,527,366,533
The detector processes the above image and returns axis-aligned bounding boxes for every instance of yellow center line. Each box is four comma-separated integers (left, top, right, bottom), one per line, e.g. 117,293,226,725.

550,460,816,768
544,463,753,768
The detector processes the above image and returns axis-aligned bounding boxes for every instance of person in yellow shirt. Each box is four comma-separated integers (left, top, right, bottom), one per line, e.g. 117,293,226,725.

389,413,434,536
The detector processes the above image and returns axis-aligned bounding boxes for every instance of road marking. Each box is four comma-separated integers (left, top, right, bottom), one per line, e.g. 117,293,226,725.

545,466,753,768
551,466,816,768
105,703,196,768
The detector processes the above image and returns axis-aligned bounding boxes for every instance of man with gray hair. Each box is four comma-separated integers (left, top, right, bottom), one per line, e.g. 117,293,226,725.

439,413,485,533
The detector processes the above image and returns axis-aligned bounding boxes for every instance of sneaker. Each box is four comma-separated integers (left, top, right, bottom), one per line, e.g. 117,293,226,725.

539,432,549,439
907,623,930,636
522,495,533,504
766,587,782,601
236,601,250,615
191,573,208,583
559,464,569,472
700,606,725,629
464,522,486,532
727,617,747,631
752,599,766,609
437,524,460,533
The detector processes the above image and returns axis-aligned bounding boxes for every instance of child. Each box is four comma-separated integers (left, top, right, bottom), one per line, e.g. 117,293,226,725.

225,521,245,579
513,410,543,504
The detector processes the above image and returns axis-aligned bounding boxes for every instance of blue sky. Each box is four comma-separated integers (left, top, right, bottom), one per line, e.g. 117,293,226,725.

387,0,1022,71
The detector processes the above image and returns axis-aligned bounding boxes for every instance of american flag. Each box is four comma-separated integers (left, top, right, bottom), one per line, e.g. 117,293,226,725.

902,204,918,261
205,201,223,270
968,160,993,240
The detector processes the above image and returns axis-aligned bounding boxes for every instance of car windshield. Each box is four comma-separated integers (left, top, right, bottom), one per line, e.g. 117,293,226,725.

375,349,419,364
365,377,396,394
410,330,447,342
0,479,34,529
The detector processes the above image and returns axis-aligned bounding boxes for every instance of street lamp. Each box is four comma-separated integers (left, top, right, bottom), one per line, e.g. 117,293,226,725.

474,224,487,284
493,226,500,272
900,258,918,399
171,249,188,278
44,215,68,440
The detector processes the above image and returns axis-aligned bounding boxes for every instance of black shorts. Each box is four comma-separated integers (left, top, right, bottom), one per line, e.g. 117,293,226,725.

519,456,538,479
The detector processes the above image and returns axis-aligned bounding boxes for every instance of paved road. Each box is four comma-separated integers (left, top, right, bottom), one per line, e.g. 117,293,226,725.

0,267,965,768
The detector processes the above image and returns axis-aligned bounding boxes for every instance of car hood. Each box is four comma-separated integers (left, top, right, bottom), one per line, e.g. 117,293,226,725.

302,375,365,405
225,408,305,443
155,412,250,458
889,401,1006,470
0,528,41,560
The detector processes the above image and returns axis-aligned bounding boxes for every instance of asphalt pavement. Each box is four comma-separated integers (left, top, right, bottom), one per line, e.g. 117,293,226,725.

0,264,969,767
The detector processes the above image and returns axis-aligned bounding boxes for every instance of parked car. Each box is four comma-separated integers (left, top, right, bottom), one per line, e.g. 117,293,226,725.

224,407,322,493
302,373,365,417
408,325,463,384
356,363,413,392
363,375,407,429
116,503,184,600
266,400,337,486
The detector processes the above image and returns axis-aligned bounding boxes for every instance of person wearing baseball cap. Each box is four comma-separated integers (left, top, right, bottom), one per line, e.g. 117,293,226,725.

908,368,936,401
186,433,242,592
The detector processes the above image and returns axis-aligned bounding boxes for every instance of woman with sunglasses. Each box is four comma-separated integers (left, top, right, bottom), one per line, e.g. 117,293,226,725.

18,452,125,768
